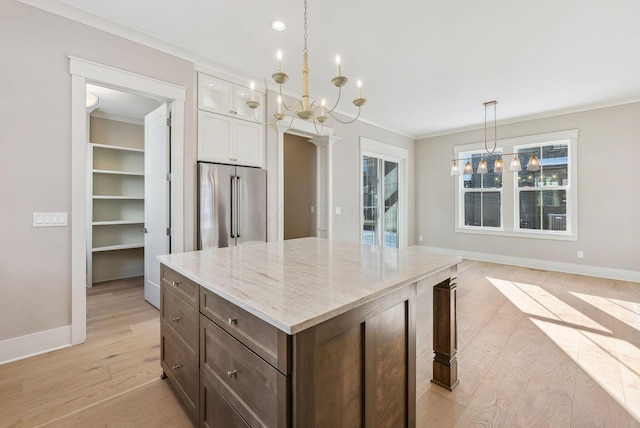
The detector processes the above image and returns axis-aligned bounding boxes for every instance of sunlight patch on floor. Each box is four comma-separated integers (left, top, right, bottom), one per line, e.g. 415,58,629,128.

487,277,639,422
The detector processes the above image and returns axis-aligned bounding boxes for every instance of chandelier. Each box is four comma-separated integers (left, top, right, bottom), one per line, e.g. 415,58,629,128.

450,101,540,175
246,0,366,134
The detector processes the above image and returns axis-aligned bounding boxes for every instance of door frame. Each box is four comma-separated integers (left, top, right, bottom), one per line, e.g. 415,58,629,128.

276,119,340,240
359,137,409,248
70,57,186,344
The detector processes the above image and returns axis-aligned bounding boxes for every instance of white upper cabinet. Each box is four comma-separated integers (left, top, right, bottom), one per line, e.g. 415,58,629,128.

197,73,265,168
198,73,264,122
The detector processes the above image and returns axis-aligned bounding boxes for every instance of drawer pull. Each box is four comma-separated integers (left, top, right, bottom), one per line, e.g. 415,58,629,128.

172,280,181,287
172,364,183,371
228,317,238,325
227,369,238,378
172,317,181,323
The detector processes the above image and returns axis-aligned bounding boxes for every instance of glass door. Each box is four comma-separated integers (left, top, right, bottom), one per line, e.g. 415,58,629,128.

362,156,399,248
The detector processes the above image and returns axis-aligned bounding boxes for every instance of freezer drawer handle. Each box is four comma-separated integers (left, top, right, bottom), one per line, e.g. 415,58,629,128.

236,176,242,238
230,175,236,238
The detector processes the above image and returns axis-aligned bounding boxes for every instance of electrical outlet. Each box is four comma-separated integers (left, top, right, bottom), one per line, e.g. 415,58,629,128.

418,236,423,242
577,251,584,259
335,207,341,215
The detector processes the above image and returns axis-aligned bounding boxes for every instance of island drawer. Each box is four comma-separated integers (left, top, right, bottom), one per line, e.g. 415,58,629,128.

161,331,198,422
161,265,199,308
201,375,250,428
200,288,290,374
161,286,198,363
200,315,289,428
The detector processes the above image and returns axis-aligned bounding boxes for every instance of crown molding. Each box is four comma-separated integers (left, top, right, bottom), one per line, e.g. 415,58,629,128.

17,0,201,64
416,96,640,140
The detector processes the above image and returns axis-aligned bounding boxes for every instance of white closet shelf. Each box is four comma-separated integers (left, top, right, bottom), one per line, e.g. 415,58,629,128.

93,195,145,200
90,142,145,153
92,220,144,226
92,244,144,252
93,169,145,176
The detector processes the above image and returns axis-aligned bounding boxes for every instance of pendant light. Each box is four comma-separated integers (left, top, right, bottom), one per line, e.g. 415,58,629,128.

451,100,543,176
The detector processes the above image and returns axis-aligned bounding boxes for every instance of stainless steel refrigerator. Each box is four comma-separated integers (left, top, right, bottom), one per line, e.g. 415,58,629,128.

197,162,267,249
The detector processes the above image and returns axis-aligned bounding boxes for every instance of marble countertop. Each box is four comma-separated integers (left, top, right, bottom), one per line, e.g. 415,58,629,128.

158,238,460,334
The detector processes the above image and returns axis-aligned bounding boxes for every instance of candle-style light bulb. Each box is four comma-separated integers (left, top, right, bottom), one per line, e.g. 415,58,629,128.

357,80,362,98
335,55,341,76
250,81,256,101
321,98,326,116
277,95,282,114
277,50,283,71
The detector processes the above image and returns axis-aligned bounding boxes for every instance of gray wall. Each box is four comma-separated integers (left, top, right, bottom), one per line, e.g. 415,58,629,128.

0,0,196,341
416,102,640,274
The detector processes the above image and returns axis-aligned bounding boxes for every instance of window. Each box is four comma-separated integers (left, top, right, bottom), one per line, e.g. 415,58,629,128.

516,142,569,233
460,151,503,228
454,130,578,241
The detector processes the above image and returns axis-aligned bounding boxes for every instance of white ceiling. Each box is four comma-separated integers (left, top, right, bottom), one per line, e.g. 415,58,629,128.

86,84,161,121
29,0,640,138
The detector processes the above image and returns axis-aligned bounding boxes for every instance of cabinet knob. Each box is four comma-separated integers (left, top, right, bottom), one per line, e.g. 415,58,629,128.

172,364,183,371
228,317,237,325
172,280,181,287
172,317,181,323
227,370,238,378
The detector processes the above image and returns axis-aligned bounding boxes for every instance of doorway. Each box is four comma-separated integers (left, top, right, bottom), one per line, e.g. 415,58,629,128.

86,85,169,310
284,133,317,240
70,57,186,345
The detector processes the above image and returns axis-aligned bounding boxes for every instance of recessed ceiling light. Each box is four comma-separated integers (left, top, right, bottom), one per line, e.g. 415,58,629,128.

270,19,286,32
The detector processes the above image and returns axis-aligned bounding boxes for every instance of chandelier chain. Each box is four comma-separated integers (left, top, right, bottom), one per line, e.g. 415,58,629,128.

303,0,308,53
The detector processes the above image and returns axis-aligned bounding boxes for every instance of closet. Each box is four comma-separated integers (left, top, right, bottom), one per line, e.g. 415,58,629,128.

87,116,145,285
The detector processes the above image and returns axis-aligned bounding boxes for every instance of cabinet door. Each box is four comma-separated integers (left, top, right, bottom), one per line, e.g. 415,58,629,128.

198,111,232,163
199,74,234,116
234,120,264,168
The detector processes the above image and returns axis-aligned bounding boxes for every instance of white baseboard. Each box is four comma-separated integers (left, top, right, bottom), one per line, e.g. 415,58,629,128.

0,325,72,365
420,246,640,283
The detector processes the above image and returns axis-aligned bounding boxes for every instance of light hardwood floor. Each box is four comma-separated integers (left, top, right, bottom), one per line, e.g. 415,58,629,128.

0,262,638,427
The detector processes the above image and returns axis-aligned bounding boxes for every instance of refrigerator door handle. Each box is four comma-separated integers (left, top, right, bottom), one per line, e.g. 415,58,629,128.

230,175,236,238
236,176,242,238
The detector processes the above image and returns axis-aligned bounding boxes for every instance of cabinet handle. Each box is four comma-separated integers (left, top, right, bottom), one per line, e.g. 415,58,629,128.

172,317,181,323
228,317,237,325
172,280,181,287
227,370,238,378
172,364,183,371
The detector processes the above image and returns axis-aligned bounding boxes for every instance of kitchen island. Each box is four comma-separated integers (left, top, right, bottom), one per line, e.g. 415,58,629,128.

158,237,460,427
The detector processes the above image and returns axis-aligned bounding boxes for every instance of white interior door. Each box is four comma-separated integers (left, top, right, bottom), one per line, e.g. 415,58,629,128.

144,103,170,308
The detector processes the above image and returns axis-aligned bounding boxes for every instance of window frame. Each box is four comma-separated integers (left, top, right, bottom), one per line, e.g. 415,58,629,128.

456,148,504,231
454,129,578,241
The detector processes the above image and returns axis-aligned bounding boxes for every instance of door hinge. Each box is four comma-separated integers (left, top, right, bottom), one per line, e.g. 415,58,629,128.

166,227,171,236
166,112,172,127
166,172,172,181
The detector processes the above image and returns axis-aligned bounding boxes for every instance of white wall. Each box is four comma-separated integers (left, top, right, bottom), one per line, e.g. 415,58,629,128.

0,0,196,343
416,102,640,278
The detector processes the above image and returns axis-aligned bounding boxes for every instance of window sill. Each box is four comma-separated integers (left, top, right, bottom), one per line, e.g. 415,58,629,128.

455,227,578,242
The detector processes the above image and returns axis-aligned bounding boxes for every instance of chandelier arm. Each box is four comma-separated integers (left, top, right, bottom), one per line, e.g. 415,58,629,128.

251,108,284,126
311,117,325,135
327,106,361,125
324,86,343,114
278,85,302,112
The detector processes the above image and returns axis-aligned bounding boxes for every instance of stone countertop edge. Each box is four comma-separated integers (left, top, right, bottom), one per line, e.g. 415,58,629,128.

158,242,461,335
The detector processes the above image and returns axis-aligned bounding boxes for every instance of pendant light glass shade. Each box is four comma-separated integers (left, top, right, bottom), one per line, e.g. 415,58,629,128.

509,155,522,172
477,158,488,174
463,161,473,175
450,161,460,176
493,158,504,173
527,154,541,171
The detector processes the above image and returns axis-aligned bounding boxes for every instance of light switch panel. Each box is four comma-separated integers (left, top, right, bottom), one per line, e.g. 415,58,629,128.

33,212,68,227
